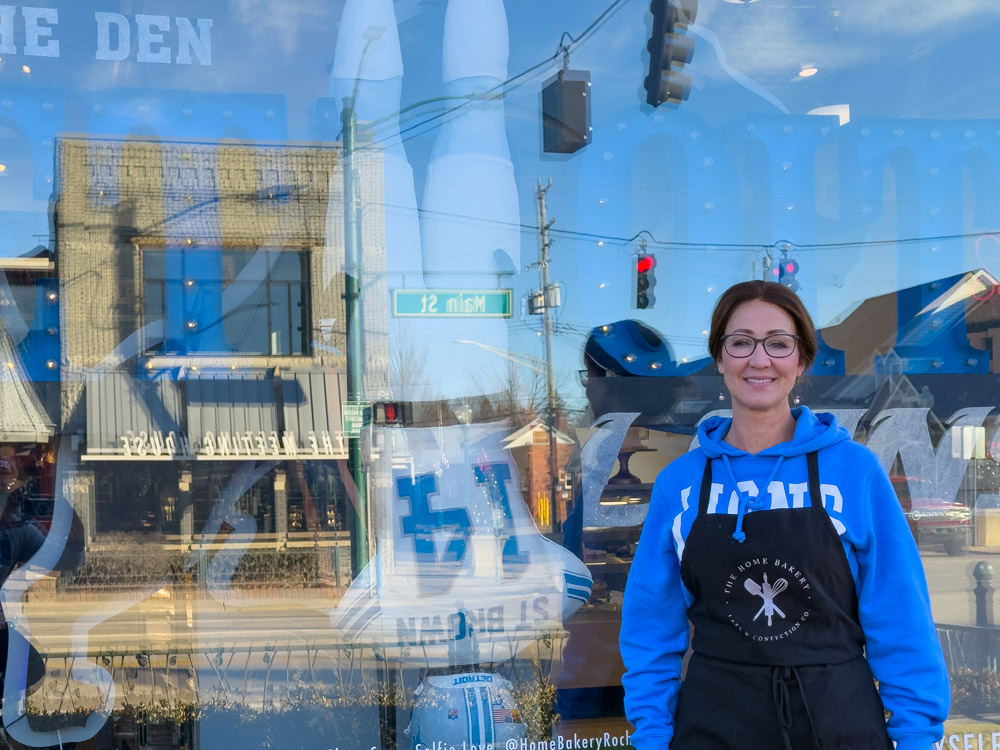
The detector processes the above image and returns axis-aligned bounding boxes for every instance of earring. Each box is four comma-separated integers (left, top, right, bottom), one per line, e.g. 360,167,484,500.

718,391,726,401
792,394,801,405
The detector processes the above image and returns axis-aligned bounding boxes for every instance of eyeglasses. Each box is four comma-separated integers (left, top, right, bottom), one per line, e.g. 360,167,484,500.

721,333,799,359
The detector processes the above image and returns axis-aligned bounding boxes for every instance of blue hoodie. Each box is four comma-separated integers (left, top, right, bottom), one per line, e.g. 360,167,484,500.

619,407,949,750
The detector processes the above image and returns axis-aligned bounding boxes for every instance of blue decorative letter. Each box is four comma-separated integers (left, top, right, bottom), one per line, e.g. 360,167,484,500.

398,474,472,596
473,463,529,578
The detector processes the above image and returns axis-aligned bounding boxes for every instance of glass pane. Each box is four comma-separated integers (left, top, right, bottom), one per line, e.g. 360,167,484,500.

223,283,269,354
143,250,165,280
270,249,303,282
269,282,290,355
221,249,251,287
290,282,305,355
4,0,998,747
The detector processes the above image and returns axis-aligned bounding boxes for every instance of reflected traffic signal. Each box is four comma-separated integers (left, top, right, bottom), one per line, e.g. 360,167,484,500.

644,0,698,107
542,70,592,154
635,254,657,309
373,402,411,426
776,258,800,291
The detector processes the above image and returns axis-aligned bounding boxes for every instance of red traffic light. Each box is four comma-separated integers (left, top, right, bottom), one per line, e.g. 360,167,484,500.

635,253,657,309
775,256,800,291
373,401,409,425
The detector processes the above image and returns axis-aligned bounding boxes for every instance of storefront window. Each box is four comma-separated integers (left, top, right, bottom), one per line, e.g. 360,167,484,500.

1,0,1000,747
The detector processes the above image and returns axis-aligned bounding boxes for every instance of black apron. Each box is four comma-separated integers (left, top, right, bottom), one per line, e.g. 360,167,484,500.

672,452,892,750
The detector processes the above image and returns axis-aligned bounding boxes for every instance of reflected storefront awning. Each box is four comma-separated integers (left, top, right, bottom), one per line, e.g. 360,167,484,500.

84,369,348,461
85,372,183,457
0,381,54,443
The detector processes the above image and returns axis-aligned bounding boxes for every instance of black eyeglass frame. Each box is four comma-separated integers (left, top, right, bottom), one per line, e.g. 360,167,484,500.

720,333,801,359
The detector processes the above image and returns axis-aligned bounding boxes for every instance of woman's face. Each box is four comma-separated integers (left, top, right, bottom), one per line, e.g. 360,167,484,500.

717,299,805,416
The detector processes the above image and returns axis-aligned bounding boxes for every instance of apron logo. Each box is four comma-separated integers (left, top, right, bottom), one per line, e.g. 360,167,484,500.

723,558,812,642
744,573,787,626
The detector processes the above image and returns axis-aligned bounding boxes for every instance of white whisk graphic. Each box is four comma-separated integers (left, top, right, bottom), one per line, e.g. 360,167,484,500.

743,573,789,626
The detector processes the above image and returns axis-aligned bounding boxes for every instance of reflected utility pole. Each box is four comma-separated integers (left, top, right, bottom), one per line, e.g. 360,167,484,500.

340,22,386,574
536,179,560,533
341,100,369,576
339,26,386,577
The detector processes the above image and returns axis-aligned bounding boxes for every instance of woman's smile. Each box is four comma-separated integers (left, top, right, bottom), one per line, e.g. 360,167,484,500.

718,300,805,416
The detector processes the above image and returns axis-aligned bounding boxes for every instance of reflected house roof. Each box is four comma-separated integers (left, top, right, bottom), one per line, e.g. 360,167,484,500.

0,323,53,442
502,418,574,448
85,371,183,457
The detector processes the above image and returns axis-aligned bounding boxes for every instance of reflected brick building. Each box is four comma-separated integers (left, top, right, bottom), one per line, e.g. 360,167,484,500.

53,135,389,557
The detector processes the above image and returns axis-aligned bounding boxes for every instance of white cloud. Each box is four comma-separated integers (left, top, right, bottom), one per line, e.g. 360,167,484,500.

845,0,1000,35
698,0,1000,80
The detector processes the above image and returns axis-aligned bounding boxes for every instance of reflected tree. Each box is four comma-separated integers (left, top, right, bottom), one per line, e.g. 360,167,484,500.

388,319,434,402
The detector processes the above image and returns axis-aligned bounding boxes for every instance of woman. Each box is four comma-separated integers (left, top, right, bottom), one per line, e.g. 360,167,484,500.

619,281,949,750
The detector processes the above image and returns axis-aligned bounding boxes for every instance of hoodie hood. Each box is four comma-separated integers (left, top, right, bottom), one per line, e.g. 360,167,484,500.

695,406,854,543
696,406,851,458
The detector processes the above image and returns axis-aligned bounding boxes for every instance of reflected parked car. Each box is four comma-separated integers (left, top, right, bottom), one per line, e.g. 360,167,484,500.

890,477,971,556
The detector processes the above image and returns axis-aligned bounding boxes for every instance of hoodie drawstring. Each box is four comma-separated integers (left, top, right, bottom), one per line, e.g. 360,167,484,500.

722,454,785,543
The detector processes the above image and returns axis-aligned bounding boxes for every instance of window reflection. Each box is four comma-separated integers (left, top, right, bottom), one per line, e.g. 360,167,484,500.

0,0,999,746
142,248,308,356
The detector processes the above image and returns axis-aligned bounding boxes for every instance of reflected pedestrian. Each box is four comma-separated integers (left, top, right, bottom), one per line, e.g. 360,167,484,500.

0,447,85,701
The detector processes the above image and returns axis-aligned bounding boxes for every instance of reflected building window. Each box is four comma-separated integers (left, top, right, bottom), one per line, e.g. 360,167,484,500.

142,247,308,355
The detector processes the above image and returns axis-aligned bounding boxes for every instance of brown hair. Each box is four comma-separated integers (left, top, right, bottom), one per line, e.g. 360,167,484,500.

708,281,817,369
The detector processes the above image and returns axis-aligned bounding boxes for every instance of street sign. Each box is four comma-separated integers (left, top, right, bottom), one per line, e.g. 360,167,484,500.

342,401,370,439
392,289,513,318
